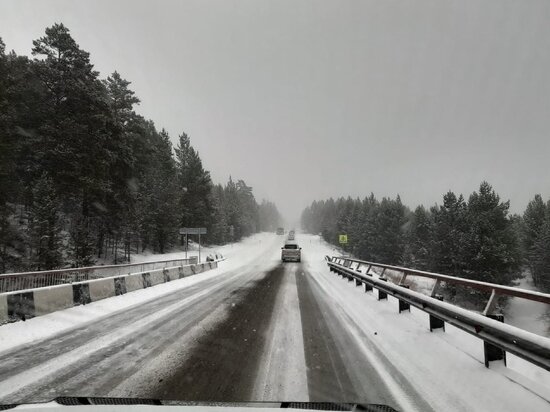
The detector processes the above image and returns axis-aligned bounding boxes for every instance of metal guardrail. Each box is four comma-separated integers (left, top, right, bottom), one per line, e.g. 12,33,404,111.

0,257,200,293
326,256,550,372
329,257,550,313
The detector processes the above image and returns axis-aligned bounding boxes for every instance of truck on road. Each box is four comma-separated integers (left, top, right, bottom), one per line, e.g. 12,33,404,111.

281,241,301,262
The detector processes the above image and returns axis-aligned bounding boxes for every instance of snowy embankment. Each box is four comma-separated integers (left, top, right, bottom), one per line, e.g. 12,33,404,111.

0,233,277,355
302,234,550,412
506,273,550,338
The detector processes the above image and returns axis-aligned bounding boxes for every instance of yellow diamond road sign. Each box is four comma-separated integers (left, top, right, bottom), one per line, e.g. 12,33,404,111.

339,234,348,244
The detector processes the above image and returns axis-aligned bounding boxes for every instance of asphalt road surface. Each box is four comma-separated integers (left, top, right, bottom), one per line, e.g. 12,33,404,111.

0,252,432,411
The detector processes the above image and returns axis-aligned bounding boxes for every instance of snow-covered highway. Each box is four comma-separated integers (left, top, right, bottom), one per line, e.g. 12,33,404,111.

0,233,549,412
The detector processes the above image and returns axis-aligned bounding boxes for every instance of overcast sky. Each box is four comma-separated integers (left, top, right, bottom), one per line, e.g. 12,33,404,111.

2,0,550,222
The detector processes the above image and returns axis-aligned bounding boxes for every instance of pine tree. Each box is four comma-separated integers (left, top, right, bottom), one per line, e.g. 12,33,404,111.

69,216,96,267
522,195,547,285
403,205,433,270
356,194,379,261
373,196,407,265
175,132,213,229
430,191,468,276
208,185,228,244
31,24,111,203
136,127,178,253
531,211,550,291
29,174,63,270
462,182,520,284
235,180,258,237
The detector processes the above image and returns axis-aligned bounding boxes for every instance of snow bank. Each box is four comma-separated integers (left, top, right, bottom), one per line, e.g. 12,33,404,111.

302,234,550,412
0,233,277,355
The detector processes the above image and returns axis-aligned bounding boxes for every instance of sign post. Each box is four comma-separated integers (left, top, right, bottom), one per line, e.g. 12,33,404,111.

179,228,207,263
339,234,348,256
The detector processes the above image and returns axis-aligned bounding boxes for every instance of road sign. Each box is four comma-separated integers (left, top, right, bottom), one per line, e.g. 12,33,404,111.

179,227,207,235
180,228,207,263
339,234,348,244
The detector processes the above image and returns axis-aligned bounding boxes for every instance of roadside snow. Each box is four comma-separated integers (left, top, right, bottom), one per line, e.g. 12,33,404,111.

302,234,550,412
505,272,550,338
0,233,277,355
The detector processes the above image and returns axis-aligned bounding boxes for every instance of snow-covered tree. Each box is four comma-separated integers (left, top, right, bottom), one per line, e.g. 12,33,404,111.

29,174,63,270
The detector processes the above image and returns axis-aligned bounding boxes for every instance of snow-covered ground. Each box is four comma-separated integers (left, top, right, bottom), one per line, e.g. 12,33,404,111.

130,240,227,264
302,233,550,411
0,233,278,354
505,273,550,338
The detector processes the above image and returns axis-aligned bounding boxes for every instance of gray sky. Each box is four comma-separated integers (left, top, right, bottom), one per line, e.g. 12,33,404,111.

2,0,550,222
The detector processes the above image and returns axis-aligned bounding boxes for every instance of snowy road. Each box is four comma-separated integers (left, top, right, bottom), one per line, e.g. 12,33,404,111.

0,233,549,412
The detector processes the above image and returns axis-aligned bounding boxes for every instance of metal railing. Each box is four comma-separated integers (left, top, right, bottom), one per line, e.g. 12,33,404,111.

0,257,199,293
327,256,550,372
329,257,550,313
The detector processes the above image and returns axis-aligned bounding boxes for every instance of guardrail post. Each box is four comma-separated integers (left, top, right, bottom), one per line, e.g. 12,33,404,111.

429,295,445,331
355,278,362,287
483,289,498,316
484,314,506,368
398,284,410,313
365,264,372,276
364,282,373,292
377,277,388,300
430,279,441,298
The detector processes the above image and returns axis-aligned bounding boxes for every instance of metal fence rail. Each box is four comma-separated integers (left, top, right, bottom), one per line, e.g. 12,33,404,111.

0,257,200,293
327,257,550,372
329,257,550,313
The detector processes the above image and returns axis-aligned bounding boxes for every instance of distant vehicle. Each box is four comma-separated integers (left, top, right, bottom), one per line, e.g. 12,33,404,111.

288,230,295,240
276,227,285,235
281,241,301,262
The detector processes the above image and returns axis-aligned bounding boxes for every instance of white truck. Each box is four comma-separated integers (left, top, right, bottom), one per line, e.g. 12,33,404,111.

281,241,301,262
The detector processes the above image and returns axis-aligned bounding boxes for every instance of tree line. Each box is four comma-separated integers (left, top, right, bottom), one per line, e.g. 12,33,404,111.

0,24,281,272
301,182,550,292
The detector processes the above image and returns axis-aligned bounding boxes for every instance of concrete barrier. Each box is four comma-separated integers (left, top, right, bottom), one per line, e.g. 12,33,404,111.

150,270,165,286
166,267,180,281
125,273,144,292
0,259,221,325
89,278,116,302
181,266,194,277
34,284,73,316
0,294,7,324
